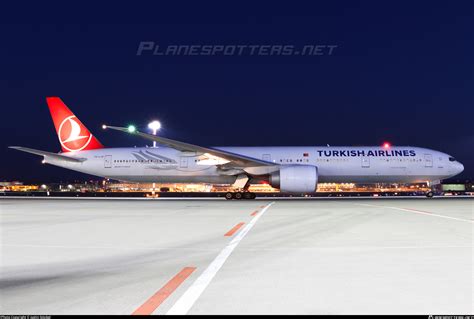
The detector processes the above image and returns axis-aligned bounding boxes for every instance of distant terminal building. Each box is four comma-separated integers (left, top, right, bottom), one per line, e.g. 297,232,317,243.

0,180,436,194
103,181,430,194
0,181,39,192
1,179,471,196
440,179,473,194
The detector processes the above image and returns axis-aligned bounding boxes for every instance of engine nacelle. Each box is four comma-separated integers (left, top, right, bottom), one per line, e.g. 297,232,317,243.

269,165,318,193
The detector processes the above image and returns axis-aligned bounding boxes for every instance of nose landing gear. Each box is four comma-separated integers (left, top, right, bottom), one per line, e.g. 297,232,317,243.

425,180,442,198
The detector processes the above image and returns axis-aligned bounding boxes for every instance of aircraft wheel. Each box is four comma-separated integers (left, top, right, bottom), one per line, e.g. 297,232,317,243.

426,191,434,198
225,192,234,200
242,192,256,200
234,192,243,200
243,192,252,200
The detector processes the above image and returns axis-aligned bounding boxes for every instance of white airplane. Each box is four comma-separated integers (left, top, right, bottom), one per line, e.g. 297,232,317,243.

10,97,464,199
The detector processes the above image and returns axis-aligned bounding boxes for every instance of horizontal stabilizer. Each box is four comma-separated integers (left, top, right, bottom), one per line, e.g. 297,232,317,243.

8,146,87,163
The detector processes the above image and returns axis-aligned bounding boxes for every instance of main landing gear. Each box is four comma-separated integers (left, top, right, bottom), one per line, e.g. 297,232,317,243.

225,192,257,200
225,174,257,200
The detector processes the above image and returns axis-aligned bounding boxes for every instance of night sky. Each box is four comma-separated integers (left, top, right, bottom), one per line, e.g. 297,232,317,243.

1,2,472,183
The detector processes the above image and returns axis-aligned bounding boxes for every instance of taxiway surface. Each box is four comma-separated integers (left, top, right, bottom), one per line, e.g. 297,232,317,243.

1,198,472,314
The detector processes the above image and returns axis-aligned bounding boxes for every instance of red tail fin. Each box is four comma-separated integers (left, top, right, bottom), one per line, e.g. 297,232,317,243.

46,97,104,152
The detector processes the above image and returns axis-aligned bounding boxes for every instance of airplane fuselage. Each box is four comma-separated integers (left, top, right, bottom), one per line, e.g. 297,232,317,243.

45,146,464,185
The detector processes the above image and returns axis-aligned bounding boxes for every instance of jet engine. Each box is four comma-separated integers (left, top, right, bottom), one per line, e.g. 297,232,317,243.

269,165,318,193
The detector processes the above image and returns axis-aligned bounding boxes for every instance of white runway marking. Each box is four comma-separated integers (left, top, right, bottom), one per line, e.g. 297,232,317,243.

166,202,275,315
357,203,474,223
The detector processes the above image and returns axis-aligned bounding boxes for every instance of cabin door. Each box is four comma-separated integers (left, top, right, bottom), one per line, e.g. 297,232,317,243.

361,157,370,168
180,157,188,168
104,155,112,168
424,154,433,167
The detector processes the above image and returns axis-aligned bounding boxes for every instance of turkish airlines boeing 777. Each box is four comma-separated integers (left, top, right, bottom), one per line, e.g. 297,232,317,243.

10,98,464,199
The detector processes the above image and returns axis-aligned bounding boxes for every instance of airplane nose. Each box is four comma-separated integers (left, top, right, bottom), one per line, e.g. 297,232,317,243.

456,162,464,174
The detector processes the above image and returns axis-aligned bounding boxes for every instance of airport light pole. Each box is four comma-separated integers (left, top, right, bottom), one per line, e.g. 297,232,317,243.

148,120,161,198
41,184,50,196
148,120,161,148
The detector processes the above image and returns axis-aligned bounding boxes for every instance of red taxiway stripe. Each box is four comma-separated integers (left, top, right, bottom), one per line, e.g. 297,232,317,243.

250,210,259,216
132,267,196,315
224,222,245,237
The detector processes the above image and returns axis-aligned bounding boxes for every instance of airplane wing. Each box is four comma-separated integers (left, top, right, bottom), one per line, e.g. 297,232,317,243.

8,146,87,163
104,126,275,168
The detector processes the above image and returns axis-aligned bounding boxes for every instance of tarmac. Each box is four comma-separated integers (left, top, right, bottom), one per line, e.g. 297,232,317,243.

1,197,473,314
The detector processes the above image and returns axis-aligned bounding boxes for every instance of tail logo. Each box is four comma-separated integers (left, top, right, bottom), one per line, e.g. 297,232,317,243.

58,115,92,152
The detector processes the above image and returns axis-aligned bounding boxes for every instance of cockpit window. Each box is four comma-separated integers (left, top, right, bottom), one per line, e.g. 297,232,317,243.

449,157,456,162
